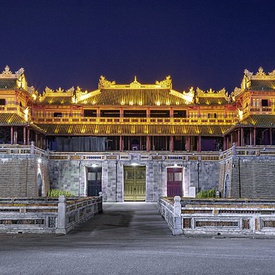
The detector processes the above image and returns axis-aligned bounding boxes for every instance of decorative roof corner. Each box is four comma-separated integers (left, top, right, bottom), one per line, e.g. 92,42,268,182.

98,76,116,89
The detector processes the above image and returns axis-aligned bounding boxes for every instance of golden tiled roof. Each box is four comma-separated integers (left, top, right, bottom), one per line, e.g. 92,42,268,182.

38,123,230,136
239,115,275,127
0,114,27,125
79,88,190,106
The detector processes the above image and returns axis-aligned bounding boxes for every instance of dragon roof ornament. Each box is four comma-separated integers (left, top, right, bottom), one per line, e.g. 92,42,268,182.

98,76,116,89
155,75,172,89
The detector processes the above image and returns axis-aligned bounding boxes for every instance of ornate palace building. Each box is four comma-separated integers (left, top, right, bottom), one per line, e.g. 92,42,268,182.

1,65,275,201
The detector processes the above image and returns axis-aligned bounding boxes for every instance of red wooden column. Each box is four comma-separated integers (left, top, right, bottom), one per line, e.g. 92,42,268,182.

253,128,256,145
197,136,201,152
237,129,240,146
186,136,190,151
249,128,253,145
240,127,244,146
169,136,174,152
10,127,14,144
35,133,38,147
23,127,26,145
146,136,151,151
223,136,227,150
119,136,123,151
270,128,273,145
27,128,30,145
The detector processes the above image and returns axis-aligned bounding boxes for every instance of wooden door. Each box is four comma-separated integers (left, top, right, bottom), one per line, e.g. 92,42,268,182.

87,167,102,196
167,167,182,197
124,166,146,201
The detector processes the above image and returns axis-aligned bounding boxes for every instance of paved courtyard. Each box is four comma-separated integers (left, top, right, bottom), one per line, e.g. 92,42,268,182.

0,202,275,275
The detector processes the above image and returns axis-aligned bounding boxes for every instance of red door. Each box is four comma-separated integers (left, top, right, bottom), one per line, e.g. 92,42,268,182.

167,167,182,197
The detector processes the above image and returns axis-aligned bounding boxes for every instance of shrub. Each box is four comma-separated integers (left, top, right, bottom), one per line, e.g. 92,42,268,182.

196,189,216,199
47,189,74,198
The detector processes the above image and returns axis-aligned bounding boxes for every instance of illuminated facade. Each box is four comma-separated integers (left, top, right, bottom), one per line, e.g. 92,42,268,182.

1,66,275,201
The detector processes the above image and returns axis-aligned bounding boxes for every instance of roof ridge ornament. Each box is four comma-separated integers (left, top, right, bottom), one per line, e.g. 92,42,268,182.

130,76,141,88
256,67,266,77
2,65,12,76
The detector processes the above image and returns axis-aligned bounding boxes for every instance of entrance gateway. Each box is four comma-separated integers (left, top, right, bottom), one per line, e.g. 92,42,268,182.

124,166,146,201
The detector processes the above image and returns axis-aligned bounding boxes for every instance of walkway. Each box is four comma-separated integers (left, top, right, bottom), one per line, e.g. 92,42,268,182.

69,202,172,240
1,203,275,275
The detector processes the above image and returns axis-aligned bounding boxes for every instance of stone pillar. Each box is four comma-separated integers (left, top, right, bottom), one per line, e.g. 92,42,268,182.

31,141,34,154
57,195,67,234
173,196,182,235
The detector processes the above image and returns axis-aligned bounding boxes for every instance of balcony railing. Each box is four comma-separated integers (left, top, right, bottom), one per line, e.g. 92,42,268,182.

31,116,237,125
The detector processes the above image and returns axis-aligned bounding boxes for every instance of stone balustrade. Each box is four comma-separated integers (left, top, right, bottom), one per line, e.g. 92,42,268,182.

0,196,102,234
159,197,275,237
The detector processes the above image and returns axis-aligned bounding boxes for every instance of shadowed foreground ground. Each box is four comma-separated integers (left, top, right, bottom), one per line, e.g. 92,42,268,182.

0,202,275,275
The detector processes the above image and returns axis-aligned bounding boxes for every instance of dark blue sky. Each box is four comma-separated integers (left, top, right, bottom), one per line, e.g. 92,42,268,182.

1,0,275,93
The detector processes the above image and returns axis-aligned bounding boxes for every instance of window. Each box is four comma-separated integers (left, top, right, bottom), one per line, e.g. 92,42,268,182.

124,110,146,117
262,99,268,107
100,110,120,117
54,112,62,117
84,109,96,117
0,99,5,105
173,110,186,118
150,110,169,117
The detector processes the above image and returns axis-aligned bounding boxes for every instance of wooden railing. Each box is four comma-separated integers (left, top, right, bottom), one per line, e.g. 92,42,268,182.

31,116,237,125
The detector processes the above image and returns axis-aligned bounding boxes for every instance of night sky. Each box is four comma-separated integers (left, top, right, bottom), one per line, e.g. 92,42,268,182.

1,0,275,93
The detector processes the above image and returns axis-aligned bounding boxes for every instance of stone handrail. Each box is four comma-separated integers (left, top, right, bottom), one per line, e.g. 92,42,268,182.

0,143,49,159
159,197,275,237
0,196,102,234
219,145,275,160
